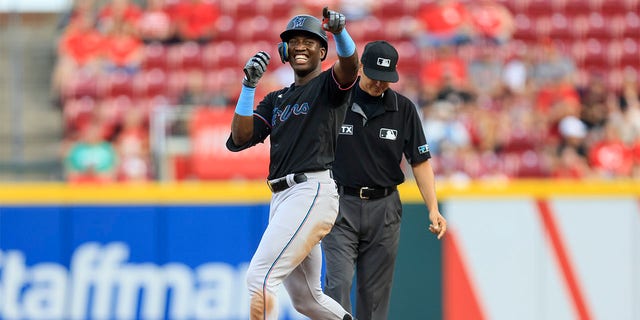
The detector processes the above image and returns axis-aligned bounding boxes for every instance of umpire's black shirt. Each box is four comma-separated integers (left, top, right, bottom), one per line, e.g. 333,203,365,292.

333,81,431,188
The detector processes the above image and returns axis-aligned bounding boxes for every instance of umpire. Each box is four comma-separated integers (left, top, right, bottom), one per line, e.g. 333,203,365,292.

322,40,447,320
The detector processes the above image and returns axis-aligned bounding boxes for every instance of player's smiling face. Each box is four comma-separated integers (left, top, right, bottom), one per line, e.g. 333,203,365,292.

287,34,325,72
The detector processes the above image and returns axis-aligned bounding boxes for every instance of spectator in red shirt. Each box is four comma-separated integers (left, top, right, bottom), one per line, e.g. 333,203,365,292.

413,0,474,48
468,0,514,45
170,0,221,43
97,0,142,34
114,109,151,181
102,17,144,73
588,122,635,178
420,45,473,105
51,12,105,103
137,0,173,44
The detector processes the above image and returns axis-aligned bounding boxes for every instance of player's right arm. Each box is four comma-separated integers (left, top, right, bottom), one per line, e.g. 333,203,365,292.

230,51,271,146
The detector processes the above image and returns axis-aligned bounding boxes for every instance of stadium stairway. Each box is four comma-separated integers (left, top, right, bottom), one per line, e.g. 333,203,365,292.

0,13,64,181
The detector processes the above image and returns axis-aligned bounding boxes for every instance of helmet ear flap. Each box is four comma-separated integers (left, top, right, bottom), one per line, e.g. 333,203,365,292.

278,42,289,63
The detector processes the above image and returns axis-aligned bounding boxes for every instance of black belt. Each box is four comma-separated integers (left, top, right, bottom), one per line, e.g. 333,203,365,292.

267,173,308,193
339,185,396,200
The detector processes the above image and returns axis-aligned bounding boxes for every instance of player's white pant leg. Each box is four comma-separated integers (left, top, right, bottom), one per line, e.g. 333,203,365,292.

284,242,349,319
246,170,345,320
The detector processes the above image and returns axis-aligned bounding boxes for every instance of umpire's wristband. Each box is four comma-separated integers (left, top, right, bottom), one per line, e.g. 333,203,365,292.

334,29,355,57
235,85,255,116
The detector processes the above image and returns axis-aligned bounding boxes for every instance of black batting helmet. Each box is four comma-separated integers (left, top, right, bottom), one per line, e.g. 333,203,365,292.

280,15,328,50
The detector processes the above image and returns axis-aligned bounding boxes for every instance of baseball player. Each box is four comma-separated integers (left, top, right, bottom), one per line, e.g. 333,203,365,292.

225,7,359,320
322,40,447,319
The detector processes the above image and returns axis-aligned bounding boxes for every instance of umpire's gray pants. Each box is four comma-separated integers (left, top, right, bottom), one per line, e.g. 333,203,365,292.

322,190,402,320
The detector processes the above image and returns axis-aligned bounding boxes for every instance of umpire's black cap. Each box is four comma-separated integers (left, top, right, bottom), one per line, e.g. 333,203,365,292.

280,15,328,49
361,40,399,83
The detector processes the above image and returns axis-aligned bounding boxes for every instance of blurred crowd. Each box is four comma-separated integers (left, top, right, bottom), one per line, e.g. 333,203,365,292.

52,0,640,183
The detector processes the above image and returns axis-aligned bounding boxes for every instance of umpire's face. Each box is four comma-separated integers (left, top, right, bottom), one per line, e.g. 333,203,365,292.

287,34,326,75
359,65,390,97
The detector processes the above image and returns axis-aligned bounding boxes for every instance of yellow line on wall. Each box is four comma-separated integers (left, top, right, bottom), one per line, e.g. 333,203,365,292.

0,179,638,205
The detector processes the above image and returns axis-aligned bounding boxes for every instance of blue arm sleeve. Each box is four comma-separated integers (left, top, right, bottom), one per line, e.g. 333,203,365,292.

235,85,255,116
333,29,356,57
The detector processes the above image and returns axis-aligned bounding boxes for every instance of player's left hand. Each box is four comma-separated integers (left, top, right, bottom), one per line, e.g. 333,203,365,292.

428,211,447,240
322,7,346,34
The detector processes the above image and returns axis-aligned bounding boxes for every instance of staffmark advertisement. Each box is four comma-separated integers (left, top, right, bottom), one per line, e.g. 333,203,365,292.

0,205,304,320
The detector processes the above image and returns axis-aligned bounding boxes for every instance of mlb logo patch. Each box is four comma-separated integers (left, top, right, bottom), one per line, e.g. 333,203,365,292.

379,128,397,140
418,144,430,154
377,57,391,68
340,124,354,135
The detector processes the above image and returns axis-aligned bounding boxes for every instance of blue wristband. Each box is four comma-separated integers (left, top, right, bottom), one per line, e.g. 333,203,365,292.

334,29,355,57
235,85,255,116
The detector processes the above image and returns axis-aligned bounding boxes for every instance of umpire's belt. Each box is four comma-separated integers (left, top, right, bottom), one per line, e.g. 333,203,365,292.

267,173,308,193
339,185,396,200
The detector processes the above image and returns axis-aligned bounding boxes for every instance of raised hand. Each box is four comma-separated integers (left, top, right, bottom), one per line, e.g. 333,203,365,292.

322,7,346,34
242,51,271,88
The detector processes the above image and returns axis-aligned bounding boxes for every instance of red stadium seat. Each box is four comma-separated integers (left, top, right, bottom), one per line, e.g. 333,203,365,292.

216,15,237,42
581,38,608,69
598,0,637,15
142,43,169,71
548,13,574,41
525,0,556,17
619,38,640,68
512,14,538,42
137,68,169,99
395,41,421,77
584,12,609,39
622,12,640,38
176,41,204,71
100,70,136,99
214,41,239,68
563,0,598,16
63,71,99,100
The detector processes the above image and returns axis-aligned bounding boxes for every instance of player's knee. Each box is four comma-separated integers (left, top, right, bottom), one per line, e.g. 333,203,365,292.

245,267,263,295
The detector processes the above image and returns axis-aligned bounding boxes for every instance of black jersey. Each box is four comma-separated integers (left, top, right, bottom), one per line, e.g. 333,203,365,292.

227,68,355,180
333,83,431,188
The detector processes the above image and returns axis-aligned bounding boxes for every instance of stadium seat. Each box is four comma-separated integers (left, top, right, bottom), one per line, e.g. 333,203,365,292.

64,71,99,100
100,70,136,99
268,0,292,19
63,97,97,135
137,68,168,100
395,41,421,77
584,12,610,39
548,13,574,41
213,41,239,68
581,38,609,69
177,41,204,71
563,0,598,16
525,0,556,18
598,0,636,15
622,12,640,38
512,14,538,42
142,43,169,71
216,15,237,42
618,38,640,68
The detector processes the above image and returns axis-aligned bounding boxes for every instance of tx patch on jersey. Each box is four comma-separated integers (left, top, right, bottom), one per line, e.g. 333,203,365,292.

379,128,397,140
340,124,354,135
418,144,430,154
